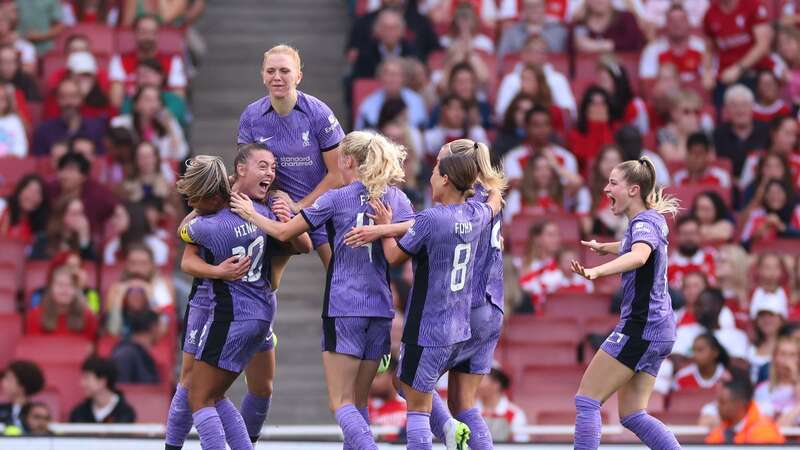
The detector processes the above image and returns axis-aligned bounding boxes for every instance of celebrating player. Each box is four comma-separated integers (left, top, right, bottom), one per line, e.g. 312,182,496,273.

229,131,413,450
237,44,346,268
570,157,681,450
374,150,501,450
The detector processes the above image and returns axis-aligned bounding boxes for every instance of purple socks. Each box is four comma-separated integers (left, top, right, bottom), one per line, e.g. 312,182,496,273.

406,411,433,450
621,410,681,450
193,407,226,450
215,398,253,450
335,403,378,450
165,385,192,449
240,393,271,443
344,407,371,450
574,395,602,450
428,391,450,443
455,407,492,450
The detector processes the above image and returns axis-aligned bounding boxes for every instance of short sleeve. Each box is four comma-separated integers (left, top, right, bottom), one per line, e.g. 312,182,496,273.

310,99,345,152
300,190,335,230
180,216,214,248
389,189,415,223
397,211,432,256
237,107,253,144
630,219,660,251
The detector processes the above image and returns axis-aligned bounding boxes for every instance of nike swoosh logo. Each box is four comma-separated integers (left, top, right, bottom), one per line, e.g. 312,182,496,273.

258,136,274,143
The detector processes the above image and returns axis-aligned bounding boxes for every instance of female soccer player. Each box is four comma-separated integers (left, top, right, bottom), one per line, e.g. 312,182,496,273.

230,131,414,450
570,157,681,450
237,44,346,268
373,150,502,450
166,145,309,449
175,155,309,450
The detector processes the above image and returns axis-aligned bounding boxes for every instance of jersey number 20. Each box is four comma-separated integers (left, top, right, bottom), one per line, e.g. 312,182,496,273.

232,235,265,282
450,243,471,292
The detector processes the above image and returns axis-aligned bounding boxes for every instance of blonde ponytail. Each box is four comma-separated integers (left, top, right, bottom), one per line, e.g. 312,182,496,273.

447,139,507,193
176,155,231,204
616,156,680,217
341,131,407,200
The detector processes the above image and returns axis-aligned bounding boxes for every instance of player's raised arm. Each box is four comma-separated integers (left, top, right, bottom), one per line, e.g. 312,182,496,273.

230,192,310,242
580,239,622,256
571,242,652,280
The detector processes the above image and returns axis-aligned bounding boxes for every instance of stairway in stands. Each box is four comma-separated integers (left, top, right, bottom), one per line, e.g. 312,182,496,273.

190,0,349,425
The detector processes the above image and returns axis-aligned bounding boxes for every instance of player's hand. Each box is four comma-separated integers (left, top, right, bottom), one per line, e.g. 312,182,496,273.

272,198,294,223
377,354,391,374
217,254,251,281
272,190,299,214
344,225,383,247
230,192,256,222
571,259,598,280
581,240,609,256
367,199,392,225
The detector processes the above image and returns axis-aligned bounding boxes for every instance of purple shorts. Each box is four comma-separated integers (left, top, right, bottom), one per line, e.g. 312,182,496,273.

321,317,391,360
600,331,674,377
196,319,272,373
310,227,328,249
398,341,466,393
182,304,211,355
452,302,503,375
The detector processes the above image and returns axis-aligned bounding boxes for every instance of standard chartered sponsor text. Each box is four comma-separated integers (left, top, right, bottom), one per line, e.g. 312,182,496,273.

281,156,314,167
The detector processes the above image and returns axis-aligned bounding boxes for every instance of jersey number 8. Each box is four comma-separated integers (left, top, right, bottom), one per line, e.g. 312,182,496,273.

450,243,471,292
232,235,265,282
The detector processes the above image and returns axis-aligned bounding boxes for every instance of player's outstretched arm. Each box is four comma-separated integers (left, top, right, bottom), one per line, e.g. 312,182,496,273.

580,239,621,256
273,197,313,254
571,242,651,280
231,193,310,242
343,221,413,247
181,243,250,281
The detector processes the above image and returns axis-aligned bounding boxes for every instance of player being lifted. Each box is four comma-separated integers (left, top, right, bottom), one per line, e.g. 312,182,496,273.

571,157,681,450
229,131,413,449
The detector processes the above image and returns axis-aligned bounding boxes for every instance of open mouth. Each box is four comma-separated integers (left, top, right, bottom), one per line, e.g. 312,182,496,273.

608,194,616,209
259,180,270,190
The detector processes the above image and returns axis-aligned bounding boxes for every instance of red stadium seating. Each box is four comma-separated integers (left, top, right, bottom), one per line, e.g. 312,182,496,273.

31,386,62,423
752,238,800,256
0,157,38,196
115,28,185,55
543,293,610,319
351,78,382,122
583,314,619,335
53,24,116,56
504,341,581,378
503,316,582,345
667,388,717,413
506,213,581,257
0,314,22,368
665,183,732,211
23,260,50,307
516,365,584,396
101,263,126,297
27,101,43,128
0,287,16,314
117,384,171,423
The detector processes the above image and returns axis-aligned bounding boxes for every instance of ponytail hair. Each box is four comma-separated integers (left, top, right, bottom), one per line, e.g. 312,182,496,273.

341,131,407,200
438,152,479,198
176,155,231,204
616,156,680,217
447,139,507,193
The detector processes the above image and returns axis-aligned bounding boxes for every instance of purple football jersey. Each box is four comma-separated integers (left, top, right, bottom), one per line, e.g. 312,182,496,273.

468,184,504,311
237,91,345,203
398,202,494,347
300,182,414,318
182,203,279,322
187,245,213,309
615,209,676,341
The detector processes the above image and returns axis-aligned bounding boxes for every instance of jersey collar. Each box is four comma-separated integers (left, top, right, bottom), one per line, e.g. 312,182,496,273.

261,94,305,116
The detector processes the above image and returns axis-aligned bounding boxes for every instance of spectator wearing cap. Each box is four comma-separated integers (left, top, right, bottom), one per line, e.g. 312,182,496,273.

497,0,568,58
32,78,107,156
753,335,800,424
747,252,791,359
112,310,160,384
639,6,706,83
706,376,785,444
109,14,187,107
25,264,98,339
0,361,45,429
477,368,529,443
45,152,118,234
0,6,35,74
673,132,732,188
712,85,770,181
19,402,52,436
45,34,111,92
120,58,188,128
43,51,115,121
13,0,64,55
69,356,136,423
351,9,423,80
673,287,750,359
355,58,428,130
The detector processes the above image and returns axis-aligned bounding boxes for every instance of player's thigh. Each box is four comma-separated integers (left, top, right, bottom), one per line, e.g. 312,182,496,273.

577,349,635,403
178,351,196,388
353,359,380,409
617,371,657,418
244,349,276,398
316,243,332,269
398,379,433,413
188,360,241,411
322,351,362,410
447,372,484,414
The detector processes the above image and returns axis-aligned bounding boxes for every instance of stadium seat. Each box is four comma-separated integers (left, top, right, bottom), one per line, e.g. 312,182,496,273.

543,293,610,319
351,78,382,122
0,314,22,367
23,260,50,306
0,157,38,196
0,287,17,314
652,410,700,425
0,261,20,294
752,238,800,256
41,364,85,420
117,384,170,423
583,314,619,335
665,184,732,210
504,316,582,344
667,388,716,413
26,101,43,128
516,365,584,396
53,24,116,56
101,263,126,297
507,213,581,257
504,341,581,379
96,335,119,358
115,27,185,55
0,239,27,269
14,336,94,365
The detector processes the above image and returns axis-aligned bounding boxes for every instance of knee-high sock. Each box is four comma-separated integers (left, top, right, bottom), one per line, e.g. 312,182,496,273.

240,393,271,443
192,407,226,450
343,407,371,450
335,403,378,450
574,396,602,450
455,407,492,450
406,412,433,450
621,410,681,450
165,385,192,449
429,391,451,443
215,398,253,450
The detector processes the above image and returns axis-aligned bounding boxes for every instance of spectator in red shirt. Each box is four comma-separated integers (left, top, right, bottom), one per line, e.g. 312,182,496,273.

716,244,752,326
25,265,98,340
673,132,733,188
568,86,616,164
740,116,800,192
673,333,730,391
691,191,736,244
570,0,645,54
43,51,115,121
740,179,800,246
702,0,773,110
517,220,562,312
669,215,719,288
109,14,187,107
640,6,706,83
0,174,48,245
753,70,791,123
70,0,119,25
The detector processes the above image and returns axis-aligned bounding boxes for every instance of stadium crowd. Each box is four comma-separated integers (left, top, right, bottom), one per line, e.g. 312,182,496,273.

0,0,799,445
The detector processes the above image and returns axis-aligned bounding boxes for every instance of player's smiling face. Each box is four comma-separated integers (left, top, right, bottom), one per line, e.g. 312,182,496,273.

604,167,637,216
262,53,302,99
237,150,276,201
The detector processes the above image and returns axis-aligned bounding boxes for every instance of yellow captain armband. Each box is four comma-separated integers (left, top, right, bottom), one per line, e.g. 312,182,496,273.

179,223,194,244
